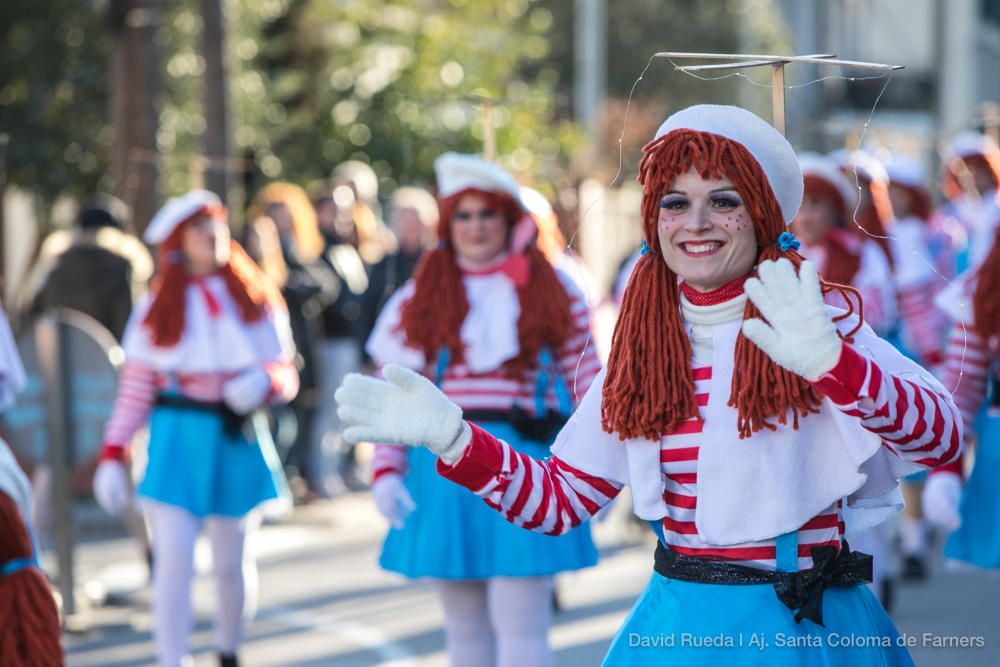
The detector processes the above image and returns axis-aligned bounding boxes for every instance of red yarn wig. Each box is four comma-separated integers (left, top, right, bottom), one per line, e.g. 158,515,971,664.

973,227,1000,346
603,130,862,441
851,173,895,267
399,188,572,377
143,207,285,347
0,492,63,666
801,175,863,287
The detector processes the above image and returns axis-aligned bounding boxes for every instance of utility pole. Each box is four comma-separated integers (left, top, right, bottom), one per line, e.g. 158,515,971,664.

201,0,231,202
573,0,607,133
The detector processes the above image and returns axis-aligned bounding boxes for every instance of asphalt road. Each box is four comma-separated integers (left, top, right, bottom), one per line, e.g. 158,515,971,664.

62,493,1000,667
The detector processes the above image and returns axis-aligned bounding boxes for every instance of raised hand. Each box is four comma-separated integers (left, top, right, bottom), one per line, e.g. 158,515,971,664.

742,258,844,382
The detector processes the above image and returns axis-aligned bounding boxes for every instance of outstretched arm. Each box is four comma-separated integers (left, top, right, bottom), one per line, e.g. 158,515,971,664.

336,365,621,535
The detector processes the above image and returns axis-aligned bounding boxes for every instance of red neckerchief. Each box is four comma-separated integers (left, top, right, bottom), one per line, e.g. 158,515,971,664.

680,274,749,306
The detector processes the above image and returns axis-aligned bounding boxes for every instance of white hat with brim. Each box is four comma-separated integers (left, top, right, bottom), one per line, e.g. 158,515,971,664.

798,152,859,212
434,153,525,209
883,155,927,190
948,131,1000,161
653,104,803,224
519,186,554,220
144,190,224,245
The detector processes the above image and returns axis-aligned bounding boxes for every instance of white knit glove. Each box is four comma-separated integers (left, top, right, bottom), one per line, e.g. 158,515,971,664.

742,259,844,382
222,368,272,415
371,474,417,529
335,365,472,464
93,460,133,515
922,472,963,531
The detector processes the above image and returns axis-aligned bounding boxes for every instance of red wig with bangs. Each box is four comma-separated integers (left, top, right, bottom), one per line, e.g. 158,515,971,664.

603,130,862,441
399,188,572,377
801,174,863,287
143,209,285,347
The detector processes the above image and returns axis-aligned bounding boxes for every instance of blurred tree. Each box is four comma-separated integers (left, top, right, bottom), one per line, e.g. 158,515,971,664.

0,2,112,203
240,0,580,199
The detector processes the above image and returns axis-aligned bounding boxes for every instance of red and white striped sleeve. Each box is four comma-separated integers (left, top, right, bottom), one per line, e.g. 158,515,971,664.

941,322,988,433
100,362,159,461
437,422,622,535
372,444,409,482
554,290,603,403
811,343,962,468
898,285,946,365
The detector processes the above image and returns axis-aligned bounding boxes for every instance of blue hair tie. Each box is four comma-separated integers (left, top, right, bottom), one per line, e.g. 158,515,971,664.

640,240,650,256
0,557,37,577
776,231,800,252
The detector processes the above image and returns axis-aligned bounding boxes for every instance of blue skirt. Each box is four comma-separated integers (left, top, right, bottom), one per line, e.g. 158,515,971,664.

945,411,1000,568
139,404,288,518
379,421,598,579
603,572,914,666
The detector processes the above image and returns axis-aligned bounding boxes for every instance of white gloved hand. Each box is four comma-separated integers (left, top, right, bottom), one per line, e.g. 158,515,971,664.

222,367,272,415
742,258,844,382
371,474,417,528
93,460,132,515
922,471,963,531
335,364,471,464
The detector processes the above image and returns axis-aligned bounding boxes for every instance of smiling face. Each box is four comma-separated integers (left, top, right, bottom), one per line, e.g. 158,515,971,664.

657,168,758,292
449,192,509,265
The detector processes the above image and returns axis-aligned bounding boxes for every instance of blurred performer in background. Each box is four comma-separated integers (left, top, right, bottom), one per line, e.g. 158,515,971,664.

924,224,1000,570
0,303,62,666
793,153,897,337
21,194,153,340
93,191,298,667
363,153,601,667
883,156,948,367
939,133,1000,272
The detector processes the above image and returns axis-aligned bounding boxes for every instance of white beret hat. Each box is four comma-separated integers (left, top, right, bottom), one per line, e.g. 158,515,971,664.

947,131,1000,161
845,150,888,185
434,153,525,209
883,154,927,189
519,186,554,220
654,104,803,223
798,152,859,211
144,190,224,244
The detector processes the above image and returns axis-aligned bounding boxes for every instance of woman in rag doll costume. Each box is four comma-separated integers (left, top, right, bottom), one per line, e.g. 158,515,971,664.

92,191,298,667
792,153,897,338
338,106,962,665
923,223,1000,570
0,307,63,666
364,152,602,667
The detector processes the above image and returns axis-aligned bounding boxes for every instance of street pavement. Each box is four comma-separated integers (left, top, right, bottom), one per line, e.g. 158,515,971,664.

62,493,1000,667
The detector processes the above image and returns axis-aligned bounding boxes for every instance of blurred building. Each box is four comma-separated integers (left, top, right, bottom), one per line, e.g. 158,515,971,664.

778,0,1000,155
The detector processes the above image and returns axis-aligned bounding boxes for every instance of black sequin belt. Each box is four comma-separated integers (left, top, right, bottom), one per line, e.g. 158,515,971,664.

653,540,873,626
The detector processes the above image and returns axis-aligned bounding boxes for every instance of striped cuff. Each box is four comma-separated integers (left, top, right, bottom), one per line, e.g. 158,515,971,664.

811,343,872,408
437,422,509,493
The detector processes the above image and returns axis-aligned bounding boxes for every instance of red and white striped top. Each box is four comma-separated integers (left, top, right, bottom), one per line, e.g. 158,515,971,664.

372,287,601,481
439,343,961,571
101,361,297,459
898,286,946,366
941,322,991,432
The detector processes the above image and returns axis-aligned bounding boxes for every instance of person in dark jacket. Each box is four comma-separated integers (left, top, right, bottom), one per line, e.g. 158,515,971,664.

23,195,152,341
359,187,439,359
313,187,370,492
